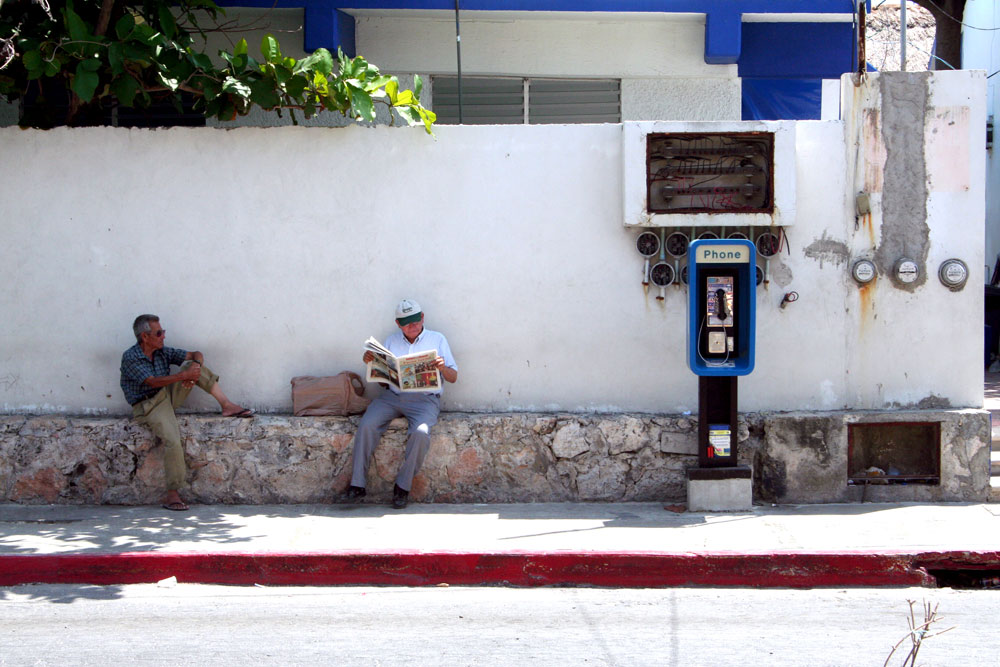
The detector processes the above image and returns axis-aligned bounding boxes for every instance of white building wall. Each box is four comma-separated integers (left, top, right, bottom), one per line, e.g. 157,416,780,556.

962,0,999,272
0,72,984,416
355,13,727,78
745,119,852,410
840,70,985,409
210,9,309,58
0,12,740,129
209,11,741,127
356,13,740,121
620,78,740,121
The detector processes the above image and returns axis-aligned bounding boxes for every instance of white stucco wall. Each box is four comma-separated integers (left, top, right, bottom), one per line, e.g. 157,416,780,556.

840,70,985,408
0,72,984,415
355,12,728,79
213,11,741,126
962,0,999,271
354,13,739,122
196,8,310,61
0,11,740,130
620,78,740,122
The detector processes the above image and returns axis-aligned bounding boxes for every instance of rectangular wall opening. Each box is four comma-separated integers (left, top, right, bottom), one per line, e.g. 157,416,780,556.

847,422,941,485
646,132,774,214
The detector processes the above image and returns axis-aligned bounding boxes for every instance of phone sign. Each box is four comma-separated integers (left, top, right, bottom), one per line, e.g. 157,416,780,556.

695,244,751,264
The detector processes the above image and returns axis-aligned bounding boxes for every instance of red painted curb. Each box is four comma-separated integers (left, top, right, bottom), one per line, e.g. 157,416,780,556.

4,550,995,588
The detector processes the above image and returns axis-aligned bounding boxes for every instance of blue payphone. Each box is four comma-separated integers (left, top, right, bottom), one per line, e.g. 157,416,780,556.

686,239,756,472
687,239,756,377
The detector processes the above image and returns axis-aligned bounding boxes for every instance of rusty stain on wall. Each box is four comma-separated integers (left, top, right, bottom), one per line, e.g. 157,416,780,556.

858,280,876,334
859,211,875,247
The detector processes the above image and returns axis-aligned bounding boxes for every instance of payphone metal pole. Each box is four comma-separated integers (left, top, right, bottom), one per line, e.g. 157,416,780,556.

686,239,756,510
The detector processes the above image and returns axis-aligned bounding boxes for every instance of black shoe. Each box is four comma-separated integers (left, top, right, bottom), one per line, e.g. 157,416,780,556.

339,485,366,502
392,484,409,509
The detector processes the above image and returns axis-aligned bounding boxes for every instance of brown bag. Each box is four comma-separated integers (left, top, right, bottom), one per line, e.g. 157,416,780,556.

291,372,371,416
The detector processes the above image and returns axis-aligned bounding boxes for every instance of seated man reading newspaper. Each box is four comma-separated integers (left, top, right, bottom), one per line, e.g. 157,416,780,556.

340,299,458,509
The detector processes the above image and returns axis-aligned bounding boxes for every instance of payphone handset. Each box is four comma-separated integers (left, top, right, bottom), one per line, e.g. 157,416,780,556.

699,273,738,360
706,276,734,327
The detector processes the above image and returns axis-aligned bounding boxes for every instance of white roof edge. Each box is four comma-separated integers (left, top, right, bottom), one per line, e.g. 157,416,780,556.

347,9,702,21
743,13,855,23
346,9,854,23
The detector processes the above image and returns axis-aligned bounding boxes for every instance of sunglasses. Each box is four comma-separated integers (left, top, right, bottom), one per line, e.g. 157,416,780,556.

147,329,166,338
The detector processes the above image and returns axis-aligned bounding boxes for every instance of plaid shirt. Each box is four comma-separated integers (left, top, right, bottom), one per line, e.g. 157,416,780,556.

120,344,188,406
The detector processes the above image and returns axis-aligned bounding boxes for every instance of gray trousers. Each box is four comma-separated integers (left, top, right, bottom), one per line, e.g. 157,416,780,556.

350,391,441,492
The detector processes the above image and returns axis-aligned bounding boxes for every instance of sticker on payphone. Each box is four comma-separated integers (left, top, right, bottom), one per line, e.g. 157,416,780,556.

706,276,734,327
708,424,731,457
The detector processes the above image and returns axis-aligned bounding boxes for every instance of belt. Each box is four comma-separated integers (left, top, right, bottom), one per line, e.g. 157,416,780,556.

130,394,156,407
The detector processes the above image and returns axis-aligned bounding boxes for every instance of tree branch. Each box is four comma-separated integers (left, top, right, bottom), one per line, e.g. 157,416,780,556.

0,37,16,71
911,0,965,69
95,0,117,37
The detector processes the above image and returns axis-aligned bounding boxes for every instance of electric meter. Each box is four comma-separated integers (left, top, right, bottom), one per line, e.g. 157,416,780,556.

756,232,780,257
755,265,764,286
727,231,749,240
938,259,969,291
894,258,919,284
636,231,660,257
697,230,719,241
650,261,675,302
851,259,877,285
637,230,662,295
665,231,689,257
650,262,675,287
680,266,689,285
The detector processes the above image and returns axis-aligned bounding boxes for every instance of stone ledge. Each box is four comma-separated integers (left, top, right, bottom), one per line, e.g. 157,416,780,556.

0,409,989,505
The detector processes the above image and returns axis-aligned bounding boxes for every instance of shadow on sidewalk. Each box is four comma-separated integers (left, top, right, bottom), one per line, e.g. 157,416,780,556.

0,583,127,604
985,372,1000,409
0,506,259,557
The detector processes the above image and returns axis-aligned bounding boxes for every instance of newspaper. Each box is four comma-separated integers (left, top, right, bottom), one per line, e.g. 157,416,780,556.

363,337,441,393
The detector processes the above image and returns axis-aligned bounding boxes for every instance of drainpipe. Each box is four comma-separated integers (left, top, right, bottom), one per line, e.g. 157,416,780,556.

455,0,463,124
901,0,907,71
857,1,867,78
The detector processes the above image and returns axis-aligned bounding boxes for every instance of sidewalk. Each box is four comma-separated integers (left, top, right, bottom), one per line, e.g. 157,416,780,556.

2,501,999,588
4,375,998,590
985,372,1000,501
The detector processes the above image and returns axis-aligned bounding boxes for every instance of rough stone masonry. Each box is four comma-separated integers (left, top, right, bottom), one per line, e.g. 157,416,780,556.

0,409,988,506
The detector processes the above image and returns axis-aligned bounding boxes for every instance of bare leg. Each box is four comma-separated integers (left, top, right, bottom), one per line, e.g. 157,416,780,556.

209,383,251,416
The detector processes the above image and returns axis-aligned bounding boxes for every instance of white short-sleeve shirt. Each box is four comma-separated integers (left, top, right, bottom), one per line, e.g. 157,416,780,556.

383,327,457,395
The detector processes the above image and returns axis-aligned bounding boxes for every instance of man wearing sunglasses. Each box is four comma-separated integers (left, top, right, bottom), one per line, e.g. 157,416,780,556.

341,299,458,509
120,314,252,512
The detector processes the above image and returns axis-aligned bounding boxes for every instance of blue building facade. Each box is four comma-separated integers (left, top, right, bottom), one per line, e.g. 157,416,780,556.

217,0,864,120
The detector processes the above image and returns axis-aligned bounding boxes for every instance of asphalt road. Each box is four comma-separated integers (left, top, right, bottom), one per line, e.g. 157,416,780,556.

0,584,997,666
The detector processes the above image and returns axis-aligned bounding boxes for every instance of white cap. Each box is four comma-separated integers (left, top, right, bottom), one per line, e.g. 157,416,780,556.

395,299,422,324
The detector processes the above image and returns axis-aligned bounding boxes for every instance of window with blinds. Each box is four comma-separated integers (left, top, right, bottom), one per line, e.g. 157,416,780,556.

432,77,620,125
